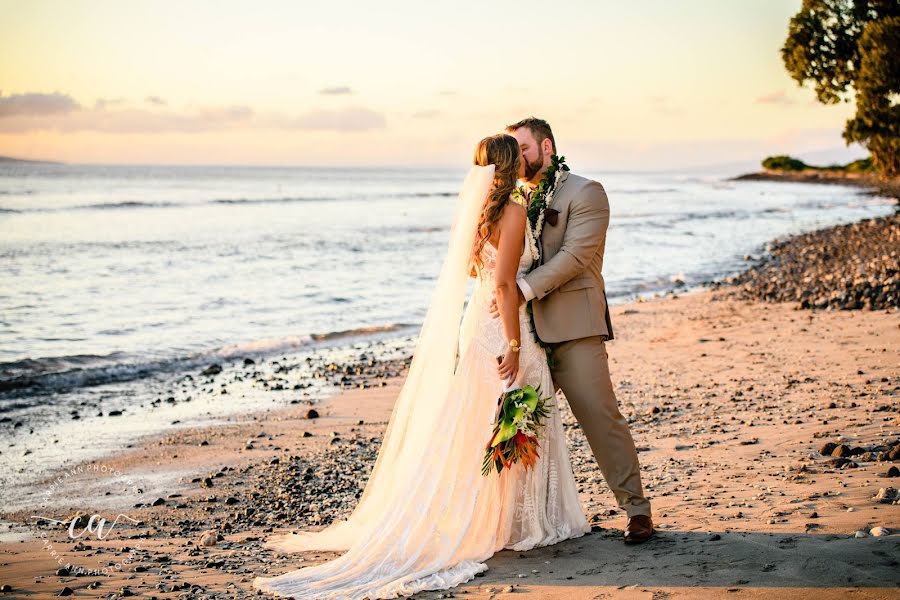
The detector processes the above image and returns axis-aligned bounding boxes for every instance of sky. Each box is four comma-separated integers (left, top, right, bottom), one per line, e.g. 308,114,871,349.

0,0,869,170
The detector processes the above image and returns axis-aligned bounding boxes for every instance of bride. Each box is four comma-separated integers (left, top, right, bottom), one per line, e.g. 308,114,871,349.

253,134,590,599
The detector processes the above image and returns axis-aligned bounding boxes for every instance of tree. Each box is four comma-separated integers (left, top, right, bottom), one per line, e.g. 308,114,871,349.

762,155,809,171
781,0,900,176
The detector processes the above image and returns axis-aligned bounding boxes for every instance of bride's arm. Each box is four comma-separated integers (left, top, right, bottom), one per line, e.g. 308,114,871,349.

494,202,527,384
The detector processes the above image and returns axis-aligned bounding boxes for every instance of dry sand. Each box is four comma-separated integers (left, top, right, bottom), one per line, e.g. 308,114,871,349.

1,289,898,599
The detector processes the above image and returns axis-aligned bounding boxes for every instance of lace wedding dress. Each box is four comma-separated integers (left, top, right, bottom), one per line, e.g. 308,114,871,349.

253,166,589,599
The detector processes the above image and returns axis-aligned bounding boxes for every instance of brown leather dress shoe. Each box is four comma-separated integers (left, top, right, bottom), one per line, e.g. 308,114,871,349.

624,514,654,544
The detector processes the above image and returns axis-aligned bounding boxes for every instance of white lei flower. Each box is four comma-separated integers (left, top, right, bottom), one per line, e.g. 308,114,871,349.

521,168,565,263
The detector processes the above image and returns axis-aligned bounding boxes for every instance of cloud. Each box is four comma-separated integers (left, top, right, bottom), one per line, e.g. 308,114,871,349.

0,92,80,117
0,91,385,133
412,109,440,119
93,97,126,110
318,86,353,95
755,90,795,105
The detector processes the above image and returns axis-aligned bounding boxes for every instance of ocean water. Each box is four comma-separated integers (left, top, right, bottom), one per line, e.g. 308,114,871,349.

0,162,895,505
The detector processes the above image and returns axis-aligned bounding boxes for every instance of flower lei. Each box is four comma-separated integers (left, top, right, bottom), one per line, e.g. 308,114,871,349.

520,154,569,368
524,155,569,257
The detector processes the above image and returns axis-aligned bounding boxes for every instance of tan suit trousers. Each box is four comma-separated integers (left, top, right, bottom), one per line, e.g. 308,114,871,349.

550,335,652,518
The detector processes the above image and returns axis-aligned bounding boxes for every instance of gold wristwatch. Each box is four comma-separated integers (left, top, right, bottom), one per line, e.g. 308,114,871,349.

508,338,520,352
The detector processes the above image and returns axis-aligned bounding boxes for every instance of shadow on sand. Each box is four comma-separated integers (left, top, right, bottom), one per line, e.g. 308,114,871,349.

444,527,900,597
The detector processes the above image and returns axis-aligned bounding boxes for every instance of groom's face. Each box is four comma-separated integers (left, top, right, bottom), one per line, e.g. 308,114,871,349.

511,128,546,182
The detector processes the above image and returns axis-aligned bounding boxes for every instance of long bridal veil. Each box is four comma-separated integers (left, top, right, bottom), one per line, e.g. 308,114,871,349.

260,164,496,555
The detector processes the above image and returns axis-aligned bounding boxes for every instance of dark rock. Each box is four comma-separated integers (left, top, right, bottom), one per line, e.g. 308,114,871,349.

201,364,223,376
818,442,837,456
305,409,320,419
832,444,852,458
888,445,900,461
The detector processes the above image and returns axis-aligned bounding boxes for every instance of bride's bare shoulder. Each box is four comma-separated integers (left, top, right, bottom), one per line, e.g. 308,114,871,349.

500,199,526,224
487,200,526,249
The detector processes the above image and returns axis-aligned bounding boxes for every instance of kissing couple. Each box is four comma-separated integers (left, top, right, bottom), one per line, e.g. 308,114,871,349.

254,117,653,599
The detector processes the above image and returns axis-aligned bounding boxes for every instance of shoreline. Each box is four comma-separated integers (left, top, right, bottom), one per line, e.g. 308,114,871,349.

730,169,900,201
2,285,897,598
2,193,899,597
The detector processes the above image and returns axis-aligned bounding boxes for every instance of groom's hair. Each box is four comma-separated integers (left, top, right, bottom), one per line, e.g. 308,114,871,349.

505,117,556,154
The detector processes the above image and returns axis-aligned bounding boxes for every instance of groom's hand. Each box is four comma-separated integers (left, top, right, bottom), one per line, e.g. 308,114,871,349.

489,287,525,319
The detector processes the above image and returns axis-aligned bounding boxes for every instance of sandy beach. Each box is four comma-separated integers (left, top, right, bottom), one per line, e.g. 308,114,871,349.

6,0,900,596
2,267,899,598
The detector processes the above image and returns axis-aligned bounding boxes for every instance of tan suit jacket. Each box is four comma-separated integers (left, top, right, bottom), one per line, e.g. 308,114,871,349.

522,171,615,344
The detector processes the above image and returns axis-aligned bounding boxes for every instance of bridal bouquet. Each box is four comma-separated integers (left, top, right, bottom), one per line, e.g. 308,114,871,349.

481,385,551,476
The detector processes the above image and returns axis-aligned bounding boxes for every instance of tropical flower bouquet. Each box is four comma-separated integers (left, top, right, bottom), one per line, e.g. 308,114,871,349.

481,384,552,476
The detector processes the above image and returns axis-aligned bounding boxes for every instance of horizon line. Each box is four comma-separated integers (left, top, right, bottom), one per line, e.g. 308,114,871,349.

0,153,765,175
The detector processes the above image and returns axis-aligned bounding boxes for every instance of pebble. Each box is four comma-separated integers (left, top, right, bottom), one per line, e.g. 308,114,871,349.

201,364,223,376
873,487,898,504
818,442,837,456
869,526,890,537
199,530,218,546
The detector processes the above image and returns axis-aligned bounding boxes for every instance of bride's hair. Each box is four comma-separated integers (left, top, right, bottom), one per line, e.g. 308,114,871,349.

470,133,520,272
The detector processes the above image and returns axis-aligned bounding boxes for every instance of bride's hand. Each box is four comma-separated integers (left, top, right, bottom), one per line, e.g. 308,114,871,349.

496,351,519,385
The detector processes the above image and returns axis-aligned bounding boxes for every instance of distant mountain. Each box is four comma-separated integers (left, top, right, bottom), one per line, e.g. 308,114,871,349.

0,155,63,165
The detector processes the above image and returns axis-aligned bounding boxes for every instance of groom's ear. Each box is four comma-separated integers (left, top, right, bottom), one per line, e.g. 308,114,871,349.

541,137,554,156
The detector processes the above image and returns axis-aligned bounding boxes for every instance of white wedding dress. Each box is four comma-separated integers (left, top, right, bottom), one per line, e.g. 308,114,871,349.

253,166,589,599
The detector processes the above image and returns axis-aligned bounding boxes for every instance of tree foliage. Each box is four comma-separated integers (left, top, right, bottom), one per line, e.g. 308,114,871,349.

781,1,900,176
763,155,809,171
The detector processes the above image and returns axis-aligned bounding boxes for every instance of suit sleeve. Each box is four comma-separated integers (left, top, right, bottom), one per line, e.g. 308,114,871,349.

522,181,609,300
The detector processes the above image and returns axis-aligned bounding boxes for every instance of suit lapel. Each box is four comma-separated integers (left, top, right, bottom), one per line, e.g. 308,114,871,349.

546,170,570,210
536,169,571,264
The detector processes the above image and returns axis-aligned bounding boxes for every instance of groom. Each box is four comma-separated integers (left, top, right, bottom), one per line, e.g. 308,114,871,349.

492,117,653,544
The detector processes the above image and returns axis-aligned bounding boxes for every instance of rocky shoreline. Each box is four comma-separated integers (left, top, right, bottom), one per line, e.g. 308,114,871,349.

711,212,899,310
